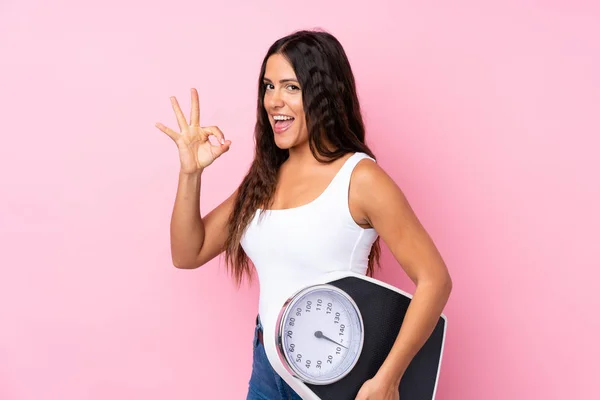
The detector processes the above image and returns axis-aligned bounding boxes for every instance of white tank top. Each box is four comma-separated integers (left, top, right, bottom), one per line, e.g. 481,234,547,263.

240,152,379,335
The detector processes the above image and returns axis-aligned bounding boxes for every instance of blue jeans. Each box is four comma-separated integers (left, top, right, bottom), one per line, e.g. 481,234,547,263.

246,316,303,400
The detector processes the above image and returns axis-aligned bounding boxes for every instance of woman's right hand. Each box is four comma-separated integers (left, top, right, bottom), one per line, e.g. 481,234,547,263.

155,88,231,174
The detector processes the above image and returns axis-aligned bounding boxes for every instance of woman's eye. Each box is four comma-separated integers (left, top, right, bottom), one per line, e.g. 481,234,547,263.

263,83,299,91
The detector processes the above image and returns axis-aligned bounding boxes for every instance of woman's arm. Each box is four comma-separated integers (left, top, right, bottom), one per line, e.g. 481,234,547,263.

170,170,237,269
351,159,453,397
155,88,234,269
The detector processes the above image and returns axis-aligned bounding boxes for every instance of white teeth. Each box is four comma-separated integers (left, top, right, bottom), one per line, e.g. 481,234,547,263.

273,115,294,121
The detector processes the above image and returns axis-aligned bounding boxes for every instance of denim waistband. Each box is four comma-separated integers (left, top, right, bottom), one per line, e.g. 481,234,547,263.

255,314,263,331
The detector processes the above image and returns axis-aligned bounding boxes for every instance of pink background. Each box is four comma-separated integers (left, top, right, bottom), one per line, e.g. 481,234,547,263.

1,1,598,399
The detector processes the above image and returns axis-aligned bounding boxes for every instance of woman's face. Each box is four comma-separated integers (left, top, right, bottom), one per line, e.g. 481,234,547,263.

263,53,308,149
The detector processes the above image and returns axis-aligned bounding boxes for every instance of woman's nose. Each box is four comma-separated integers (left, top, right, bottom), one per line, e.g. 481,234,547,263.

268,90,284,108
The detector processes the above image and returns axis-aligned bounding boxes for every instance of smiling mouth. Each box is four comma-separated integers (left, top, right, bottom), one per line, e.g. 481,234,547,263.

273,116,295,133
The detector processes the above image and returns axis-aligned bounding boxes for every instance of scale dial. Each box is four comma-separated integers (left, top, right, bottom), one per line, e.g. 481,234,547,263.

276,284,364,385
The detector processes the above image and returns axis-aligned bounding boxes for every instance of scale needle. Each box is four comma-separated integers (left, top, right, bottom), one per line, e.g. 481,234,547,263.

314,331,348,349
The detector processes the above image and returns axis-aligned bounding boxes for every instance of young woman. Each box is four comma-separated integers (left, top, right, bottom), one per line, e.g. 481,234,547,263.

155,30,452,400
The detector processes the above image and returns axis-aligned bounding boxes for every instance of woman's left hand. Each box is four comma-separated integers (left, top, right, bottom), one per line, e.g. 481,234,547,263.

354,377,400,400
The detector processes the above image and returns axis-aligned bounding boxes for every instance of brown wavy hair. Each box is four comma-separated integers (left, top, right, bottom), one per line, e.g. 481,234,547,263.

224,29,381,285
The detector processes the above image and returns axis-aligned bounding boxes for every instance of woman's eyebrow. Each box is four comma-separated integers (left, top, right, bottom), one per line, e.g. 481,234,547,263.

263,77,299,84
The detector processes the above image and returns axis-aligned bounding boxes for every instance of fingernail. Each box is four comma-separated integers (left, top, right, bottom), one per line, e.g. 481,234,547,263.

221,139,225,144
